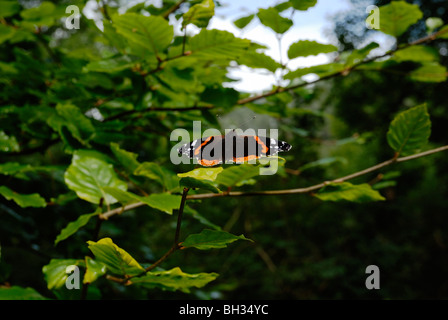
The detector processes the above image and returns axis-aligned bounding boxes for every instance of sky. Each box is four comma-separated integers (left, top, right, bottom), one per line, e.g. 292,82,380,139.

206,0,354,93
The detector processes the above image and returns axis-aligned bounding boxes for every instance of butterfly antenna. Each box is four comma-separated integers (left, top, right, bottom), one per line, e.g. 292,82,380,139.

234,115,256,129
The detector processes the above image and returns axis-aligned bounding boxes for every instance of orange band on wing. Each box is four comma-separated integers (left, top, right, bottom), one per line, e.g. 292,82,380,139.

198,159,220,166
233,155,259,163
253,136,269,154
194,136,213,156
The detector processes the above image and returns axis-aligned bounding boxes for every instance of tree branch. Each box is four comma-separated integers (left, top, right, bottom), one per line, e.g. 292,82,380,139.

100,144,448,220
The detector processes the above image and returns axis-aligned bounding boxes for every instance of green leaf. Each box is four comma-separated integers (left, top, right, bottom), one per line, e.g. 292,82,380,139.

345,42,379,66
131,267,218,293
54,210,101,245
0,1,21,18
0,130,19,152
0,24,16,45
393,45,439,63
287,40,338,59
42,259,84,290
0,186,46,208
189,29,251,60
83,55,138,73
315,182,386,203
181,229,253,250
0,286,48,300
237,51,282,72
0,162,32,177
182,0,215,28
409,63,447,83
284,62,344,80
143,193,182,215
200,86,239,108
214,164,260,187
298,157,348,172
290,0,317,11
233,14,255,29
102,187,182,215
83,256,107,284
134,162,180,190
87,238,144,276
378,1,423,37
179,177,221,193
64,152,128,205
387,104,431,156
425,17,443,34
178,167,223,181
257,7,293,34
110,142,140,173
113,13,174,58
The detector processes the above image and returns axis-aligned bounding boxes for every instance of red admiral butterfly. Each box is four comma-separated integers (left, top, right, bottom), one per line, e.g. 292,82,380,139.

178,129,292,167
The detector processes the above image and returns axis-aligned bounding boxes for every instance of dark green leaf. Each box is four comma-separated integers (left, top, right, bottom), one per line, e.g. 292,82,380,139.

409,62,447,83
233,14,255,29
287,40,337,59
387,104,431,156
179,177,221,193
315,182,386,203
257,7,293,34
290,0,317,11
131,267,218,293
181,229,253,250
110,142,140,173
200,86,239,108
54,210,101,245
0,286,48,300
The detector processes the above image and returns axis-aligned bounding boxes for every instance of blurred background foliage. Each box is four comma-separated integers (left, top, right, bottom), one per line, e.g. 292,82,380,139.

1,0,448,299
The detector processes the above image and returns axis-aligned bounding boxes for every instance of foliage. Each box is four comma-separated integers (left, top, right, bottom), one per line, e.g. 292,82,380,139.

0,0,448,300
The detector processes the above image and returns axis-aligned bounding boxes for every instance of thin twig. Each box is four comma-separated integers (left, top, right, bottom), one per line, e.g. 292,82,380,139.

100,144,448,219
162,0,187,19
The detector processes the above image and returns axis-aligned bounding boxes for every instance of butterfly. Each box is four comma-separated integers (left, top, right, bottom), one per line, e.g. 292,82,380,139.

178,129,292,167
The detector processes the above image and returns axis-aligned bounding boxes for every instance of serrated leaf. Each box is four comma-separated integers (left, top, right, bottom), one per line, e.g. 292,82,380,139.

233,14,255,29
284,62,344,80
315,182,385,203
134,162,180,190
387,104,431,156
87,238,144,276
181,229,252,250
238,51,282,72
393,45,439,63
131,267,218,293
378,1,423,37
179,177,220,193
102,187,182,215
110,142,140,173
214,164,260,187
42,259,84,290
83,55,138,73
54,210,101,245
64,152,128,205
113,13,173,58
178,167,223,181
287,40,337,59
83,256,107,284
0,186,46,208
257,7,292,34
290,0,317,11
189,29,251,60
182,0,214,28
409,63,447,83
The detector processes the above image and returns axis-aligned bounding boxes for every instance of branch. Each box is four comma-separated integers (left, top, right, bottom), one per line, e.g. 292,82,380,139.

100,144,448,220
162,0,187,19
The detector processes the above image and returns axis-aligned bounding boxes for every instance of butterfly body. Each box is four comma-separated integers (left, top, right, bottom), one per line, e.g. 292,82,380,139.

178,130,292,167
